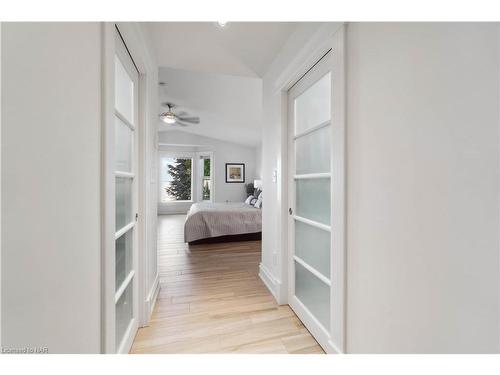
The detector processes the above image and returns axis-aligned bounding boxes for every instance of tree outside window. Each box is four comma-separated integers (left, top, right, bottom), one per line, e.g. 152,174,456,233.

202,158,211,201
160,157,192,202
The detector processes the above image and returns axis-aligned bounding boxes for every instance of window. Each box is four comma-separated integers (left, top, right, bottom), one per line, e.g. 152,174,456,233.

160,157,193,202
202,157,212,201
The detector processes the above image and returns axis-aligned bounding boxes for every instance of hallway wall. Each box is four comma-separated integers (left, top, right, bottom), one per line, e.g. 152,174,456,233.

255,143,262,179
1,23,102,352
345,22,499,353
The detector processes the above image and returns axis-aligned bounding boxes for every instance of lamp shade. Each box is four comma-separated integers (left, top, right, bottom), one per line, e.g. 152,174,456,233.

254,179,262,189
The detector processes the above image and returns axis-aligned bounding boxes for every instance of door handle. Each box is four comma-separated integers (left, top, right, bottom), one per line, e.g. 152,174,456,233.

289,208,293,215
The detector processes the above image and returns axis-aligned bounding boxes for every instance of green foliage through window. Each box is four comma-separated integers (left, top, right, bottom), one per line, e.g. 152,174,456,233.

165,158,192,201
204,158,210,177
203,158,211,200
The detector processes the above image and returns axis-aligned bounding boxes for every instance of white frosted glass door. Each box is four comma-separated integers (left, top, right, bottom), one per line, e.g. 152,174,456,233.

115,116,133,172
295,178,331,225
113,29,139,354
294,261,330,330
294,220,330,277
295,124,330,175
288,51,333,344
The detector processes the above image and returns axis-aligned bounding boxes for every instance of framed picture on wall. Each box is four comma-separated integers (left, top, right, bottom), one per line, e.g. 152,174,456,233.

225,163,245,183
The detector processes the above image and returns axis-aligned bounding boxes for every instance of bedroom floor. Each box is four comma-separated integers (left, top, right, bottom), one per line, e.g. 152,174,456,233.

130,214,324,354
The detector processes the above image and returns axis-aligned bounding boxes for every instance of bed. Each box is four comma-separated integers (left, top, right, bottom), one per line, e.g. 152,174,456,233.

184,202,262,244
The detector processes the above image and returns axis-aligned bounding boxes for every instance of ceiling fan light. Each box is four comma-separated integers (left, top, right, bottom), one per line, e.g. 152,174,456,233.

161,112,176,124
217,21,227,28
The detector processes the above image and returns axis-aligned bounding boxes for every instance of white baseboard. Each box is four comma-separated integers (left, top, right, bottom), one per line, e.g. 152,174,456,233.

158,210,188,215
145,273,160,323
259,263,280,301
327,340,343,354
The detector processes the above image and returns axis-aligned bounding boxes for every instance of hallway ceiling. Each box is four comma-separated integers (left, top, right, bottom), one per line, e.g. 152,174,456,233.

143,22,298,77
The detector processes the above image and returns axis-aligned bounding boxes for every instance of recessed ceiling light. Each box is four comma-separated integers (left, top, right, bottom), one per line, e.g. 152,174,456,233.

217,21,228,28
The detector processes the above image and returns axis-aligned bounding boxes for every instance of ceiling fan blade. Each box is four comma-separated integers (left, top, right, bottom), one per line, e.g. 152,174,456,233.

176,111,189,117
177,116,200,124
175,121,190,127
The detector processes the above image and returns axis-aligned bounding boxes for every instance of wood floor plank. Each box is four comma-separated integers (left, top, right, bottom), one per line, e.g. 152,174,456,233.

130,214,324,354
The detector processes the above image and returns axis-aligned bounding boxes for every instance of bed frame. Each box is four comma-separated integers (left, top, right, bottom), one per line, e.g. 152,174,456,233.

188,232,261,245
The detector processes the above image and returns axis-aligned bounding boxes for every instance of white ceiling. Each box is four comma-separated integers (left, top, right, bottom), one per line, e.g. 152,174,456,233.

143,22,298,77
158,67,262,146
145,22,300,146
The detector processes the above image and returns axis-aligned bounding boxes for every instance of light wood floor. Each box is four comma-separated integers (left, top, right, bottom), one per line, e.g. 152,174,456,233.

130,214,323,354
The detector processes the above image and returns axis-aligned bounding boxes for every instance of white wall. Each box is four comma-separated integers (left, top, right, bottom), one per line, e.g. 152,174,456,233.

346,22,499,353
1,23,102,353
255,143,262,179
261,22,500,353
158,130,256,214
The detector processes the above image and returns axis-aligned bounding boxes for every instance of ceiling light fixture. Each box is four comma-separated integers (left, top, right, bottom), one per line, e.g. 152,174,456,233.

161,111,176,124
217,21,228,28
159,103,200,127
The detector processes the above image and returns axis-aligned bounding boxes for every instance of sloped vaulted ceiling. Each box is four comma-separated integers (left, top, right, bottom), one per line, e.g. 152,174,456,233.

142,22,303,146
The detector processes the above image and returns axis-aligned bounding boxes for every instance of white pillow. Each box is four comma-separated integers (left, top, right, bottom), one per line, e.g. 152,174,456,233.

244,195,255,205
254,193,263,208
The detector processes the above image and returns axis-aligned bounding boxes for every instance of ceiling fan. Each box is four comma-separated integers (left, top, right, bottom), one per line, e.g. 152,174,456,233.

159,102,200,127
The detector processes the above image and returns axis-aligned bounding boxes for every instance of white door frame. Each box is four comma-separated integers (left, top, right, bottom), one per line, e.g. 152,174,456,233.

101,22,157,354
277,24,346,354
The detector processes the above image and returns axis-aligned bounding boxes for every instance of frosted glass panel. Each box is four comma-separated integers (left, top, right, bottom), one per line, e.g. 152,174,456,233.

114,56,134,124
295,72,331,134
115,281,133,348
295,125,331,175
115,230,133,291
115,115,132,172
295,220,330,278
116,177,132,231
295,261,330,330
296,178,331,225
